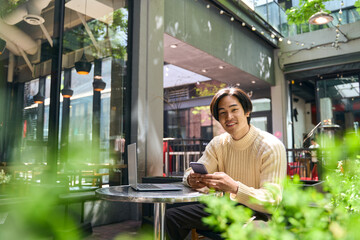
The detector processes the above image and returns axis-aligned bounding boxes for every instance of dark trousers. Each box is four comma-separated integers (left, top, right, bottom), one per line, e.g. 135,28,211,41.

165,202,270,240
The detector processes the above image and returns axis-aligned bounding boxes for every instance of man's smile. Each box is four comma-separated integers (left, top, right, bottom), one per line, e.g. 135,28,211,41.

226,121,237,127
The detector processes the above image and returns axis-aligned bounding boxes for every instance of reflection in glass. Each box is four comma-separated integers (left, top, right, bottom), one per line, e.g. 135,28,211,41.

318,75,360,133
1,0,130,188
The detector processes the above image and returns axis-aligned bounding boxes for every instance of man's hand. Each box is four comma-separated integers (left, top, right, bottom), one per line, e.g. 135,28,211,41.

200,172,238,194
187,172,207,189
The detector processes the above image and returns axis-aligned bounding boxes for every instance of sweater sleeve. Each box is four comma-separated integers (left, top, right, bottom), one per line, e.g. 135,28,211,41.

230,142,287,213
182,138,220,186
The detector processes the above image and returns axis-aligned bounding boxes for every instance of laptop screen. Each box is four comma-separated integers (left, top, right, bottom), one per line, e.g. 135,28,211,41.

127,143,138,188
127,142,183,191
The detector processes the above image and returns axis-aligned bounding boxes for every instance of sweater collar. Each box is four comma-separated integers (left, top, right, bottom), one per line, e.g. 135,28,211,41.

228,125,259,150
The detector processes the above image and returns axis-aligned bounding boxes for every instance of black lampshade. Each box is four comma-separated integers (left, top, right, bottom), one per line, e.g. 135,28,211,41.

93,78,106,92
33,92,45,104
61,88,74,98
0,38,6,55
75,53,92,75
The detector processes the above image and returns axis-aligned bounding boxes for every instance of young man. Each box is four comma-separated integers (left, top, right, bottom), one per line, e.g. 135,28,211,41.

165,87,287,240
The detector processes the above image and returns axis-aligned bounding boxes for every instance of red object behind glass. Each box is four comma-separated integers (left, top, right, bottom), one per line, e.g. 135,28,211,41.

163,142,173,174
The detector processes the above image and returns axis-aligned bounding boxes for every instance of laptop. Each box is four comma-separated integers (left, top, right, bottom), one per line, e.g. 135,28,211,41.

127,143,182,191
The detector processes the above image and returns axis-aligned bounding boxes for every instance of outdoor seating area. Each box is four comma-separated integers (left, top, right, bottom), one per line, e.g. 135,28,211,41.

286,149,320,182
1,163,111,188
1,0,360,239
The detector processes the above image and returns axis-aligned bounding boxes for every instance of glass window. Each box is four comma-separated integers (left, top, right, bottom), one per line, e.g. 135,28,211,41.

252,98,271,112
318,74,360,133
61,1,129,187
166,110,187,138
3,0,129,188
252,116,268,131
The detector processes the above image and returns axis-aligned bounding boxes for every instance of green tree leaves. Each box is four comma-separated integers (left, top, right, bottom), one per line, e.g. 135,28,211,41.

285,0,331,25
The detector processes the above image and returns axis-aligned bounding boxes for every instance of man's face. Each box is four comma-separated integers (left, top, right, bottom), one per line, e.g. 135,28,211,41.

218,95,250,140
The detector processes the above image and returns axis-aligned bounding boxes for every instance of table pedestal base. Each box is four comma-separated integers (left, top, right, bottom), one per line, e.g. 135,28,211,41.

154,202,166,240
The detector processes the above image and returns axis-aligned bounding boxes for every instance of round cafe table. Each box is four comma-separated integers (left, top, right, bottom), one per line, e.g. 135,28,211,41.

96,184,209,240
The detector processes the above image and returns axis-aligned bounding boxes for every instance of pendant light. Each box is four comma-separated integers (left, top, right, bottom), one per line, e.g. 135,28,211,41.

309,10,334,25
61,88,74,98
75,0,92,75
93,59,105,91
93,76,106,92
33,92,45,104
75,51,92,75
0,38,6,55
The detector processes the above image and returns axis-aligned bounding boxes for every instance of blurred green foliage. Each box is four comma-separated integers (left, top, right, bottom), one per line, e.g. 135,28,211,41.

285,0,360,25
0,170,11,184
114,224,153,240
194,83,227,98
356,0,360,13
0,184,81,239
285,0,331,25
192,82,227,120
0,0,27,17
0,143,99,239
201,132,360,239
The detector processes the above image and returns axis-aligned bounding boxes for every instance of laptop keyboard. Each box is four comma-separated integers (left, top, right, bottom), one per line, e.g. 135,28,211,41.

138,183,161,189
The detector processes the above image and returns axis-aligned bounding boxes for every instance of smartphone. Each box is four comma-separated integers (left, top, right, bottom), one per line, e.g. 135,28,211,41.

190,162,208,174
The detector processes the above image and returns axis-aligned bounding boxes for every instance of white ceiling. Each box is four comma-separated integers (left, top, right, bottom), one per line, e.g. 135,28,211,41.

163,64,210,88
164,33,272,92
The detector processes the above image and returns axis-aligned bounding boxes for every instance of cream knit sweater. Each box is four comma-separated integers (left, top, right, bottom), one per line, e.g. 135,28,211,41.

183,125,287,213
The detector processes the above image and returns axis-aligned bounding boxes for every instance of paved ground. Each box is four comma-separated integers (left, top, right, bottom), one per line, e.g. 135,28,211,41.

83,220,143,240
82,220,210,240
